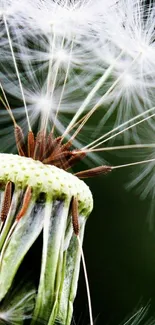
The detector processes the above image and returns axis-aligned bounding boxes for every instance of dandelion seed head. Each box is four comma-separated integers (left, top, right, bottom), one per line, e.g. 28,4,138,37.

1,0,155,174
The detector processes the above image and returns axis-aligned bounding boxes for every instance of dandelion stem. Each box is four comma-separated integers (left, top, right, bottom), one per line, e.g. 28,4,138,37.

3,15,31,131
63,49,125,136
52,39,74,135
91,111,155,149
46,29,56,94
0,82,16,125
0,95,16,121
43,35,66,132
76,143,155,154
51,35,65,93
83,105,155,150
77,235,93,325
68,52,141,142
112,158,155,170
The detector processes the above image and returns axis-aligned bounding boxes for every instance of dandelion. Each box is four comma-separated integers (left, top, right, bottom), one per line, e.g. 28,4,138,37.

1,0,155,324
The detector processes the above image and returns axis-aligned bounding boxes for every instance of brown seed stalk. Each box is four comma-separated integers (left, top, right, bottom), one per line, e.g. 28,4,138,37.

33,130,46,161
74,165,112,178
14,125,27,157
1,181,13,222
16,186,32,221
28,131,35,158
71,196,79,236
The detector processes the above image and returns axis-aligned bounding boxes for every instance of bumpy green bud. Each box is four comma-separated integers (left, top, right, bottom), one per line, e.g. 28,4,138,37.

0,153,93,215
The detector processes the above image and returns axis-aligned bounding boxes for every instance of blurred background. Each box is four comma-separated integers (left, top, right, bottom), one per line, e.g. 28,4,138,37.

74,161,155,325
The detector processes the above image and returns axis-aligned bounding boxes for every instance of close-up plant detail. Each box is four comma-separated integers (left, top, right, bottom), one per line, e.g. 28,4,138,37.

1,0,155,324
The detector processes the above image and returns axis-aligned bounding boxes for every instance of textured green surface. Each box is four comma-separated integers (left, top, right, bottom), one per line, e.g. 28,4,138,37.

0,153,93,216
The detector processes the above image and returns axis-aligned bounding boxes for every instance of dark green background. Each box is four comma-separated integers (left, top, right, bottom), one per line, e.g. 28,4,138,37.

74,166,155,325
